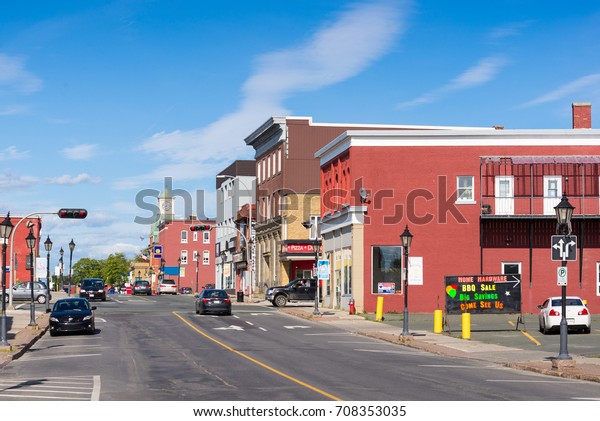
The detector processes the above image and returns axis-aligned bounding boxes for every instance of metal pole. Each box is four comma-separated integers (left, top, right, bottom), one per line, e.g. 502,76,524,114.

1,241,9,346
29,247,36,326
557,243,571,360
313,240,320,316
402,246,410,336
195,255,199,294
45,249,51,312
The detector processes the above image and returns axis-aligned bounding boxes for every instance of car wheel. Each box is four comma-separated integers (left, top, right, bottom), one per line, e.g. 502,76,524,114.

226,309,232,316
3,295,8,304
49,330,56,337
583,326,591,334
274,295,287,307
541,319,550,335
37,295,47,304
102,296,106,302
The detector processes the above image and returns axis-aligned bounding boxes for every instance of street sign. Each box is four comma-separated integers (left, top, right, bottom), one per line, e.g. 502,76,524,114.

317,259,329,280
551,235,577,261
153,245,163,259
557,266,568,286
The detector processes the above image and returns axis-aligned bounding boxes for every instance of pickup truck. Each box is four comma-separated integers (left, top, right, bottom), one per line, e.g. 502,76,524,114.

265,278,317,307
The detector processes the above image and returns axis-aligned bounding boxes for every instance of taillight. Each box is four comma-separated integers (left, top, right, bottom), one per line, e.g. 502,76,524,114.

224,299,231,303
579,308,589,316
202,298,209,303
549,309,560,316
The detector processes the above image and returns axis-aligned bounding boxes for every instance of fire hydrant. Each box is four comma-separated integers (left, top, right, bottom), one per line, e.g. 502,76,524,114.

348,297,356,315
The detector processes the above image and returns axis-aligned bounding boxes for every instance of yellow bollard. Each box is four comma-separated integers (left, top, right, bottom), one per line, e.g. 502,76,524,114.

462,312,471,340
375,296,384,321
433,309,443,333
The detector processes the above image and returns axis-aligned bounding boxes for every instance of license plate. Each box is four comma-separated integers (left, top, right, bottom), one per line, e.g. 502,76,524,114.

213,300,221,304
90,294,95,297
567,318,575,324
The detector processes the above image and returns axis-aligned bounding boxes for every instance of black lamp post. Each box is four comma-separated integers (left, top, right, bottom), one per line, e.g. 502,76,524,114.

554,194,574,361
59,247,64,292
68,239,75,296
302,220,321,316
400,225,413,336
137,270,141,281
177,257,182,294
195,252,199,294
26,228,37,327
44,236,52,312
1,213,14,347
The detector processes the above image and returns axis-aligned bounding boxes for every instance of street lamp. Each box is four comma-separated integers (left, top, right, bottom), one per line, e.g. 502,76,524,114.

554,194,574,361
68,239,75,296
195,252,199,294
59,247,64,292
1,213,14,347
26,228,37,327
400,225,413,336
302,220,321,316
44,236,52,312
177,257,182,293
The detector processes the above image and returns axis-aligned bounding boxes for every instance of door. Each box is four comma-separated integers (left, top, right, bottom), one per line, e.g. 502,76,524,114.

495,176,514,215
544,176,562,215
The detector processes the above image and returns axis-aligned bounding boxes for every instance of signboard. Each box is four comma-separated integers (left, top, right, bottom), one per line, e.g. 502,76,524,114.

551,235,577,261
445,274,521,314
557,266,568,286
153,245,163,259
378,282,396,294
317,260,329,280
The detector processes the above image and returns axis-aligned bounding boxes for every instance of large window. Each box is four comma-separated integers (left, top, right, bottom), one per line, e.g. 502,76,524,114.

456,176,474,203
203,250,210,265
180,250,188,264
371,246,402,294
181,230,188,244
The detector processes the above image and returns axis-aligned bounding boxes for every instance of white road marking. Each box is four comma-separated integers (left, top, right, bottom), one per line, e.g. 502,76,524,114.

20,353,103,362
214,325,244,331
284,325,311,329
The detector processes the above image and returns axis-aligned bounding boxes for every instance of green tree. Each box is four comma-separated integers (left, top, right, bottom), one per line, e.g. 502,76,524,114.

72,258,104,285
102,253,130,287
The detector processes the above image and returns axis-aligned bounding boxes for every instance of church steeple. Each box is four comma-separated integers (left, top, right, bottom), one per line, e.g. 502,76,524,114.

158,178,174,222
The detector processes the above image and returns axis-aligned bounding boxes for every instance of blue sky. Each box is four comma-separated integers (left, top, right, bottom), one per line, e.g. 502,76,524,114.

1,0,600,264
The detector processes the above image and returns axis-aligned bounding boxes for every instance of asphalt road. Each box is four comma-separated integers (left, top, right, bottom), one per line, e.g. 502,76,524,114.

2,294,600,401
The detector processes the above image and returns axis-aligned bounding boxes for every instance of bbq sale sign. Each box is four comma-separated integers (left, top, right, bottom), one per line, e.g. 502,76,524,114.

444,274,522,314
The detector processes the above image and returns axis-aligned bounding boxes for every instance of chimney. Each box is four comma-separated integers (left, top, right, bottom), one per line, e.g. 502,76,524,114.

572,102,592,129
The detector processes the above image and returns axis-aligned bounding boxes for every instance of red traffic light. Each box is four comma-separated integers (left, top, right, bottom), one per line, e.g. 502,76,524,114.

58,208,88,219
190,224,212,231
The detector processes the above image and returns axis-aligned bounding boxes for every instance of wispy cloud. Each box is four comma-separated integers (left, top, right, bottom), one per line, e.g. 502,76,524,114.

520,74,600,108
0,105,29,116
487,21,532,42
397,55,508,108
62,144,98,160
0,53,42,93
48,173,101,185
117,0,410,189
0,146,29,161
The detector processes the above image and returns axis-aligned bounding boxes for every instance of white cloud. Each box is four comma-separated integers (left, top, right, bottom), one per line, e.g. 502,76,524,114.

62,144,98,160
0,105,29,116
0,146,29,161
520,74,600,108
397,55,508,108
48,173,101,185
118,0,409,189
0,53,42,93
0,170,39,190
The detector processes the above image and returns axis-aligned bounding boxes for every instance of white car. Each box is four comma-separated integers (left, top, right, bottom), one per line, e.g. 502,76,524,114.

157,279,177,295
538,296,591,334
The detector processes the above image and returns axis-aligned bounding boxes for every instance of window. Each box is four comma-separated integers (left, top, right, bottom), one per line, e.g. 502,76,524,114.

193,251,200,261
257,162,261,184
495,176,514,215
371,246,402,294
308,215,320,240
544,176,562,215
502,262,521,275
180,250,188,264
278,148,282,173
203,231,210,244
193,232,198,242
203,250,210,265
181,230,188,244
456,176,474,203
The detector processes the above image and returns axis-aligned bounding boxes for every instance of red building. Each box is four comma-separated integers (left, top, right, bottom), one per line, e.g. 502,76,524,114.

3,215,42,289
316,103,600,314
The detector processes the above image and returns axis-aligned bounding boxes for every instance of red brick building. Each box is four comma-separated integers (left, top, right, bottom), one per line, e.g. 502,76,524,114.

316,103,600,314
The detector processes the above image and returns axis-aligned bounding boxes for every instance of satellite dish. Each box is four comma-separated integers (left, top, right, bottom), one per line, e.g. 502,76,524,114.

359,187,370,203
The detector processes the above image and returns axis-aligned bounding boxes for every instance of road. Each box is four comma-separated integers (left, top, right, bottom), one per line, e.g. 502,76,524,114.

2,294,600,401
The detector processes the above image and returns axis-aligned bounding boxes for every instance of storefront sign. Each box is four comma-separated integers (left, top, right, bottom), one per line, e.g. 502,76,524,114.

444,274,521,314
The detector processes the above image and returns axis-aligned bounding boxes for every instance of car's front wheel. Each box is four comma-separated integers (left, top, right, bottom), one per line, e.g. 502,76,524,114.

37,295,47,304
274,295,287,307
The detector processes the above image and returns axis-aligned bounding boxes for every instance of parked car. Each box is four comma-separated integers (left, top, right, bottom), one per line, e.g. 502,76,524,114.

265,278,317,307
2,281,51,304
79,278,107,301
180,286,192,294
157,279,177,295
49,298,96,336
538,296,591,334
195,289,232,315
132,280,152,296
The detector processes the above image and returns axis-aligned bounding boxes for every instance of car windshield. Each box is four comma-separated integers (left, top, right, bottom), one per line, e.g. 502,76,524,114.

551,298,583,306
55,300,90,311
163,280,175,285
83,280,104,288
203,290,228,298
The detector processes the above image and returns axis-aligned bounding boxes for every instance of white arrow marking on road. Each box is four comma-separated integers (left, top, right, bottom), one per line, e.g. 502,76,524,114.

214,325,245,331
284,325,311,329
250,312,274,316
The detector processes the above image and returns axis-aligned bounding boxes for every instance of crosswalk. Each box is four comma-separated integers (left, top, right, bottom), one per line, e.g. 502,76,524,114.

0,375,100,400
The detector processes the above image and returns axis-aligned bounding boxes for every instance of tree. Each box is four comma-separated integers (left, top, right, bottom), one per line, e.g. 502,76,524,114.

72,258,104,285
102,253,130,287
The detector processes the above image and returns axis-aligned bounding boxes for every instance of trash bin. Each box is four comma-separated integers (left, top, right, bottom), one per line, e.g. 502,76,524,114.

237,291,244,303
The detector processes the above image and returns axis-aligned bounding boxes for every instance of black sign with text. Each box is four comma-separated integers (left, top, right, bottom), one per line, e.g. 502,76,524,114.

444,274,522,314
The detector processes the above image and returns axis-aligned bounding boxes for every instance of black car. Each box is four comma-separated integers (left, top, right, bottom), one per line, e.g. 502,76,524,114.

265,278,317,307
49,298,96,336
132,280,152,295
195,289,232,315
79,278,107,301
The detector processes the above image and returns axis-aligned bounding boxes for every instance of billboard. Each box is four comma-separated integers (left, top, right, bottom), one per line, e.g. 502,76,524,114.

444,274,521,315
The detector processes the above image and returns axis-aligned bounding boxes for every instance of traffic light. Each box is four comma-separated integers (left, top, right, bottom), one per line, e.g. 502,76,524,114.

58,208,88,219
190,224,212,231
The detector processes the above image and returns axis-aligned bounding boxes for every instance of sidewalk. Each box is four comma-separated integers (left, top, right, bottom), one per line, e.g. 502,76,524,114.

274,303,600,383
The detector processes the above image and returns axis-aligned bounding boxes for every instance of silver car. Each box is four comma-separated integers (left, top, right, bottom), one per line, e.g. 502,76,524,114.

3,281,52,304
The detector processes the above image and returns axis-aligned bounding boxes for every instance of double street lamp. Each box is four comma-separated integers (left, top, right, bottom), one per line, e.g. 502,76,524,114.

44,236,52,312
554,194,574,361
400,225,414,337
26,228,37,327
1,213,14,347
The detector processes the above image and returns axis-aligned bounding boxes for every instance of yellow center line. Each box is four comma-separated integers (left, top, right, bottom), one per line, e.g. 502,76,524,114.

172,311,343,401
508,320,542,346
